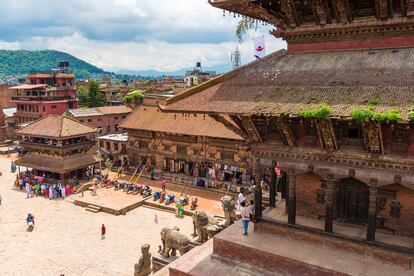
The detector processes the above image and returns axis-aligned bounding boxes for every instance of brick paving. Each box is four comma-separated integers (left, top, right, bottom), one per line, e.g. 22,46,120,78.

0,155,197,276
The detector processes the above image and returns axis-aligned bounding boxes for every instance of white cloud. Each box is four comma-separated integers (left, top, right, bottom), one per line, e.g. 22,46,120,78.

0,0,287,72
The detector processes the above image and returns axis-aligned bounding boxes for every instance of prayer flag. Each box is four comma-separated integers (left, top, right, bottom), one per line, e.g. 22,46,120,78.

253,36,266,59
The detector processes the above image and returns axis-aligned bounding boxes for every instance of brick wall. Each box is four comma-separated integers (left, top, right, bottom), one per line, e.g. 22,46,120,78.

296,173,325,219
0,85,14,108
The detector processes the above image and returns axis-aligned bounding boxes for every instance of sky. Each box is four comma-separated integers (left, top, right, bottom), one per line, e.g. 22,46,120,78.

0,0,286,73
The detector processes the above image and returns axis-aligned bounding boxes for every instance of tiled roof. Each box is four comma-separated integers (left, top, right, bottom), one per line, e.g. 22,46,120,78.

165,48,414,120
16,153,100,173
97,105,132,115
16,115,97,138
120,105,243,140
67,108,102,117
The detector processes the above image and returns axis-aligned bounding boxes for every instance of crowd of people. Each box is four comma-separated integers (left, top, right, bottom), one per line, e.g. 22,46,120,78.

15,175,75,200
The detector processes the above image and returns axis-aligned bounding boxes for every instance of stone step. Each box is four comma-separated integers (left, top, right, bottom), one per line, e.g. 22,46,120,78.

211,222,413,275
85,204,101,213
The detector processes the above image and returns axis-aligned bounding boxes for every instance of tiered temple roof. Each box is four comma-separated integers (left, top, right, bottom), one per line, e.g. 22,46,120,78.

16,115,97,138
163,47,414,121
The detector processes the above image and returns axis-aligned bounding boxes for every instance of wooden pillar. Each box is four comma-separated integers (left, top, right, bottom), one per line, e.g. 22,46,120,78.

367,185,378,241
287,169,296,225
325,177,336,233
253,158,262,218
269,166,276,207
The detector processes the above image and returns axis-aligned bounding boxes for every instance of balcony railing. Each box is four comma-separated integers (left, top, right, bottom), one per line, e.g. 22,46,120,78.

11,96,75,102
20,140,96,151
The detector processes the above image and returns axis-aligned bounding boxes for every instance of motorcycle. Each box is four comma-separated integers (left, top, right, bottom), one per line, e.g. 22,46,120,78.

159,191,166,203
142,187,152,197
153,191,161,201
165,194,175,205
176,196,189,206
190,197,198,210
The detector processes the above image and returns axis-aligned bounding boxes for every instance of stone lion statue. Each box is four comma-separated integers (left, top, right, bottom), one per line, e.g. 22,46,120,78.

192,210,209,242
221,195,236,226
159,227,190,258
134,244,151,276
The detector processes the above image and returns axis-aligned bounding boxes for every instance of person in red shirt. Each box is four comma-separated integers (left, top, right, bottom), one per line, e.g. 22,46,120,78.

101,224,106,240
161,178,167,190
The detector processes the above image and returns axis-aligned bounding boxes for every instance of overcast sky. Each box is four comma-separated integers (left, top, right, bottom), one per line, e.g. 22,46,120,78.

0,0,286,72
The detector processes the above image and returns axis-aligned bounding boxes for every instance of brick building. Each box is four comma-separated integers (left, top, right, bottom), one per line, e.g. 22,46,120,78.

0,84,14,108
97,133,128,164
159,0,414,274
67,105,131,135
120,103,249,187
10,64,78,126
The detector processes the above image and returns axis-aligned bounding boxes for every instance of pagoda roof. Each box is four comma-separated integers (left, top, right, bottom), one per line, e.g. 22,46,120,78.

16,115,97,139
120,105,243,140
163,48,414,121
16,153,101,173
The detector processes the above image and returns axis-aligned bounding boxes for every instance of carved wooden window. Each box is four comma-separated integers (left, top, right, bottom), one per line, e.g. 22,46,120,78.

304,121,318,145
391,128,409,152
221,151,234,161
177,145,188,155
138,140,149,149
335,123,363,148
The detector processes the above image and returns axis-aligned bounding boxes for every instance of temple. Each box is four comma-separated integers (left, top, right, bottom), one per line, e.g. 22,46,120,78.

120,101,249,189
15,115,100,183
158,0,414,274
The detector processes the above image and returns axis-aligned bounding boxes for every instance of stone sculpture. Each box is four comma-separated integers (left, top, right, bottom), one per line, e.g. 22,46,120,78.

192,210,209,242
160,227,191,257
193,210,227,241
134,244,151,276
221,195,236,226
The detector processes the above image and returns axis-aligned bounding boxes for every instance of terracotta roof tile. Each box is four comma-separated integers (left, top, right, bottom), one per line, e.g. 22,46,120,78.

97,105,132,115
120,105,243,140
165,48,414,120
16,115,97,138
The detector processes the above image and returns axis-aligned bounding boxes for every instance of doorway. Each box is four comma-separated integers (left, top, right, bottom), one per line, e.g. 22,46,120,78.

337,178,369,224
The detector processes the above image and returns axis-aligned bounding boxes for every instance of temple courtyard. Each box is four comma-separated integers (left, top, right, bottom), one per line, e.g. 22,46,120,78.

0,155,210,276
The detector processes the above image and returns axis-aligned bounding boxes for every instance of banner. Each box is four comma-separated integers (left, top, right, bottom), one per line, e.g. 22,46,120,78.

253,36,266,59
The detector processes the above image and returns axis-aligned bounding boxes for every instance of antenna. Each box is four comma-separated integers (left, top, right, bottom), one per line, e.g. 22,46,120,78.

231,47,241,69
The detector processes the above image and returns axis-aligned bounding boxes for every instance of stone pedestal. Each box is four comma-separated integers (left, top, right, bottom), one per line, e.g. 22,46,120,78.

152,253,178,273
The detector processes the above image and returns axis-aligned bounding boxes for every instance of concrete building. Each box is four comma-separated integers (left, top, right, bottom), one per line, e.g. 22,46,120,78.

67,105,132,135
97,133,128,164
10,63,78,126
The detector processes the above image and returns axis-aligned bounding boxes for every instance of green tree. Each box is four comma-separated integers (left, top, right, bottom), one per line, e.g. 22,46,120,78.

88,80,106,107
236,17,257,43
77,81,106,108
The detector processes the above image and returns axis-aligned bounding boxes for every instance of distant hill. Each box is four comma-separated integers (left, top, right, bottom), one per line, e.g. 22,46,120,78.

0,50,110,80
117,64,232,78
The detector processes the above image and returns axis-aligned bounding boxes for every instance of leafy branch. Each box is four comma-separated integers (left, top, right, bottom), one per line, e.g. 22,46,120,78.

236,18,257,43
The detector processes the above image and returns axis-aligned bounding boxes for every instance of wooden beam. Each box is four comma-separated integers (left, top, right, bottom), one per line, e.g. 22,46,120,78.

276,117,296,147
281,0,300,27
208,115,251,142
331,0,351,23
240,116,263,143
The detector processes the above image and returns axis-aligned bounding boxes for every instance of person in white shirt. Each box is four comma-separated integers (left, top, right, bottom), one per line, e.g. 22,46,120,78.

236,188,245,212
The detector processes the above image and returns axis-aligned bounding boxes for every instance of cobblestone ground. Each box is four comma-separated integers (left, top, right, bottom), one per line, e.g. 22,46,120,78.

0,155,194,276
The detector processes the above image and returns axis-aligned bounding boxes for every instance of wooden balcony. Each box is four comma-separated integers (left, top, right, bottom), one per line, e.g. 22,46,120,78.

20,140,97,154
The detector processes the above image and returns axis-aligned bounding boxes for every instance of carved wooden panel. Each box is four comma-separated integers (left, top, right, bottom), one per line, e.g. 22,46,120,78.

363,122,382,153
316,120,335,150
276,117,296,147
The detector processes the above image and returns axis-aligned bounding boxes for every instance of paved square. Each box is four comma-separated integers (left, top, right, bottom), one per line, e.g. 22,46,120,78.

0,156,194,276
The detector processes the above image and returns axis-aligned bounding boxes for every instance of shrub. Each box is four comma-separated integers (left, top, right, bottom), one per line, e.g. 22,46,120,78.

351,108,373,122
299,103,332,119
409,111,414,122
373,110,401,122
124,95,132,104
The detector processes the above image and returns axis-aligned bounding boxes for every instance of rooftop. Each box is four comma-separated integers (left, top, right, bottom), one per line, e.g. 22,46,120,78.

3,108,16,118
120,105,243,140
9,84,47,90
164,48,414,121
67,106,132,117
16,115,97,139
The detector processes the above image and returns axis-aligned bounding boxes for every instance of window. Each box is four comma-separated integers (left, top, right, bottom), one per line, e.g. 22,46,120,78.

107,126,111,133
122,116,126,119
106,141,111,150
177,145,188,155
114,143,119,151
115,124,119,132
79,120,84,123
51,105,57,109
221,151,235,161
88,119,92,123
97,118,102,122
114,116,119,120
347,128,360,139
42,106,46,112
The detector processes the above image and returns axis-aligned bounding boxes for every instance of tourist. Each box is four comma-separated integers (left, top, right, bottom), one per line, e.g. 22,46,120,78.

18,177,23,190
240,201,253,236
161,178,167,190
101,224,106,240
48,185,53,200
65,184,71,197
25,182,31,199
237,188,245,212
40,183,45,196
45,184,49,198
61,184,66,199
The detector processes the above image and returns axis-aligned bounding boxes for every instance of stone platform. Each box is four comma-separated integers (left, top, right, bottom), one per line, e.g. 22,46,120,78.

156,221,414,276
73,188,149,215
